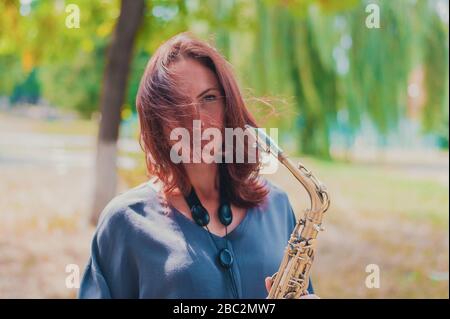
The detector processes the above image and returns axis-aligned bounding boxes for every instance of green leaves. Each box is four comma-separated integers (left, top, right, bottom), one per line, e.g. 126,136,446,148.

1,0,448,154
240,0,449,156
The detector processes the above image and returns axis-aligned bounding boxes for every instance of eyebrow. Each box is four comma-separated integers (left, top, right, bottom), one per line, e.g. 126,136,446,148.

196,87,220,98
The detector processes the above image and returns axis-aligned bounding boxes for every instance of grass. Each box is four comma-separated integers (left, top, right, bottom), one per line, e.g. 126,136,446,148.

0,112,98,136
312,159,449,229
32,118,98,136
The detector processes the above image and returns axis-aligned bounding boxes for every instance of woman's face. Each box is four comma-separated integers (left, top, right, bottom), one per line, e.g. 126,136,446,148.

169,57,225,162
171,57,225,127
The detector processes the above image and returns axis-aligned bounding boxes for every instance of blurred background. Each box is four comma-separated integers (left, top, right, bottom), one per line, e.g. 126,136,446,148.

0,0,448,298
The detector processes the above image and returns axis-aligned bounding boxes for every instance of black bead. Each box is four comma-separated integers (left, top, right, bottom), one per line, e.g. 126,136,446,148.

191,204,210,227
218,248,233,269
218,203,233,226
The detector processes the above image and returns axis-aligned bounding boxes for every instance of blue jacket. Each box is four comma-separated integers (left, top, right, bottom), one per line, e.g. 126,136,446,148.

78,179,314,298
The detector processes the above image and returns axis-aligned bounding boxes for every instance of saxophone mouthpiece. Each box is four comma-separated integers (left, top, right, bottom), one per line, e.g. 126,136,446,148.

244,124,284,157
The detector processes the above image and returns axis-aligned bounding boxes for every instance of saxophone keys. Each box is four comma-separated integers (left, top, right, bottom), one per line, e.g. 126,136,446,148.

284,292,297,299
313,223,324,232
270,272,278,282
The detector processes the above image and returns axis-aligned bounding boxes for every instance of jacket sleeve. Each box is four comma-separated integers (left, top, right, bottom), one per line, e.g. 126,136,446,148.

78,203,138,299
78,232,112,298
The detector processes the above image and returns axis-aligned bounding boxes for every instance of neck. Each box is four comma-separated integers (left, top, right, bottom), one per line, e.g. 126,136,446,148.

184,162,220,201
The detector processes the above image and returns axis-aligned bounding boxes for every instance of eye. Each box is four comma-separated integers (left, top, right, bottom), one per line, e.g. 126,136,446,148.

202,94,217,102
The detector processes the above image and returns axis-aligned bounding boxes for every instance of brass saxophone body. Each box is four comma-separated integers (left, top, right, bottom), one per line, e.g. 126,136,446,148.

245,125,331,299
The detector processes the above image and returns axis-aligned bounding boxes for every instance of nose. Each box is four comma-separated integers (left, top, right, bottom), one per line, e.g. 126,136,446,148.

199,111,220,129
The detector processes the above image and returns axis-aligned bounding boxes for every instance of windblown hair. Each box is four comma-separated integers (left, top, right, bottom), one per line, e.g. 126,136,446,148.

136,32,268,208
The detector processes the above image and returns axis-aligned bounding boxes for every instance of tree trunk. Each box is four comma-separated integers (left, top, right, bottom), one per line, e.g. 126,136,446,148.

90,0,145,225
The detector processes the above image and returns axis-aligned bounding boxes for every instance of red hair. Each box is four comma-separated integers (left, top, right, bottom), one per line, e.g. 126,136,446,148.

136,32,268,208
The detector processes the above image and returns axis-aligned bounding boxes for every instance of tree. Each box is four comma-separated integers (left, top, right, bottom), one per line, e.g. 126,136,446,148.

237,0,448,157
90,0,146,225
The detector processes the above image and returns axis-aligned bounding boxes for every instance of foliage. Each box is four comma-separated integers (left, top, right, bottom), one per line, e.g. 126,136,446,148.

0,0,448,155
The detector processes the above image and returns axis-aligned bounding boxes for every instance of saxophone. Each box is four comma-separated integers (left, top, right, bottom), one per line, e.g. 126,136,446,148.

245,125,331,299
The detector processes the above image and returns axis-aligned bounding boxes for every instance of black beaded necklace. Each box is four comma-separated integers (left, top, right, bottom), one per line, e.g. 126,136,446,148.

183,169,239,299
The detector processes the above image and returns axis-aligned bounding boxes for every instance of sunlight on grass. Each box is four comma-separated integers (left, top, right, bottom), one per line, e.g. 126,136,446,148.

313,159,449,229
32,118,98,136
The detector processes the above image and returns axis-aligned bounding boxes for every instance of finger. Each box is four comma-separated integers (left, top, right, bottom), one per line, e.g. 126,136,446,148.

265,277,273,293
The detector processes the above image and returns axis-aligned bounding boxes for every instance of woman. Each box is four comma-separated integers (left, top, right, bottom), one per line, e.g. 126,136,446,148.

78,32,317,299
